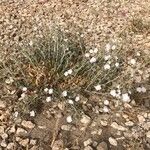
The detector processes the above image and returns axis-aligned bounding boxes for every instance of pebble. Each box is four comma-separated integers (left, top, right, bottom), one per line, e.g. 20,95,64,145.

9,125,16,133
84,138,92,147
137,115,145,123
101,120,108,126
19,138,29,147
125,121,134,127
30,139,37,145
7,143,14,149
66,116,72,123
0,101,6,109
1,133,8,139
111,122,127,131
97,142,108,150
0,126,5,134
108,137,117,146
21,120,35,129
16,128,27,136
1,140,7,148
61,125,72,131
146,131,150,139
80,115,91,124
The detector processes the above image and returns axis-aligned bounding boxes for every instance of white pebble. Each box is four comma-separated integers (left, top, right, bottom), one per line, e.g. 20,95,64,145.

68,69,73,75
130,59,136,65
104,55,111,61
75,96,80,102
62,91,67,97
22,87,27,92
68,99,74,105
46,97,51,102
85,53,90,58
141,86,146,93
64,71,68,76
89,49,94,54
112,45,116,50
14,111,19,118
110,90,117,97
105,43,111,52
122,93,130,103
104,100,109,105
103,106,109,113
94,85,101,91
48,88,53,94
30,111,35,117
109,137,117,146
90,57,97,63
93,48,98,53
44,88,48,93
66,116,72,123
115,62,119,67
104,64,110,70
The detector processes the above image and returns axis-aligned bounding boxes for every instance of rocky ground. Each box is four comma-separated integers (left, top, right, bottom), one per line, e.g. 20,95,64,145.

0,0,150,150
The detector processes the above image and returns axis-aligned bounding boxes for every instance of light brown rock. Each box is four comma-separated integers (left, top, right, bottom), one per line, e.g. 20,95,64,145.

21,120,35,129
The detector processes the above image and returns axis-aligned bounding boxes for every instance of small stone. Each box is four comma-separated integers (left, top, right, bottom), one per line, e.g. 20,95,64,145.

61,125,72,131
125,121,134,126
7,143,14,149
0,101,6,109
137,115,145,123
111,122,126,131
80,115,91,124
1,133,8,139
21,120,35,129
1,140,7,147
0,126,4,134
84,138,92,147
98,128,103,135
9,125,16,133
30,139,37,145
19,139,29,147
146,131,150,138
109,137,117,146
84,146,93,150
52,140,64,150
97,142,108,150
16,128,27,136
66,116,72,123
101,120,108,126
30,111,35,117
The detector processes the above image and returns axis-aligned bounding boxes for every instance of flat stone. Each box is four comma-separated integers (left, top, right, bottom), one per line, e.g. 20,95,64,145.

125,121,134,126
21,120,35,129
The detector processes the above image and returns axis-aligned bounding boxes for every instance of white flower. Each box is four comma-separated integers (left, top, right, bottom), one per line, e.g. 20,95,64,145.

110,90,117,97
46,97,51,102
68,69,73,75
89,49,94,54
48,88,53,94
85,53,90,58
66,116,72,123
115,62,119,67
30,111,35,117
105,43,111,52
90,57,97,63
112,45,116,50
104,64,110,70
62,91,67,97
93,48,98,53
122,93,130,102
104,55,111,61
103,106,109,113
141,86,146,93
104,100,109,105
22,87,27,92
44,88,48,93
75,96,80,102
130,59,136,65
94,85,101,91
64,71,68,76
68,99,74,104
